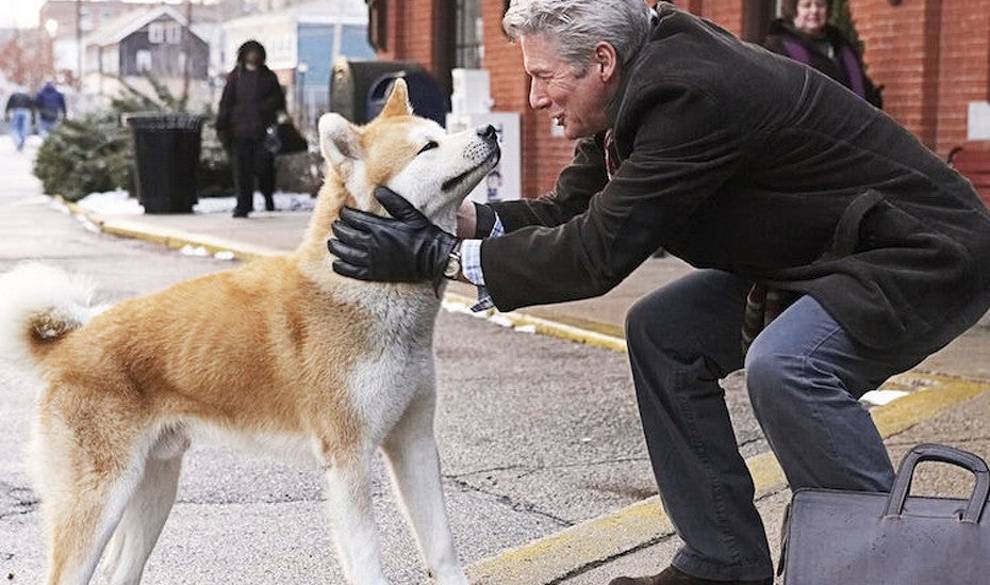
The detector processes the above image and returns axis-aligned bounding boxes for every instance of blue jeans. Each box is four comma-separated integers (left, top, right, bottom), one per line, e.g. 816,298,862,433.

625,269,987,581
37,117,58,137
8,108,30,150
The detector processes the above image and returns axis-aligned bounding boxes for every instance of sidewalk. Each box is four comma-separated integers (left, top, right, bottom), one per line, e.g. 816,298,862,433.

54,198,990,584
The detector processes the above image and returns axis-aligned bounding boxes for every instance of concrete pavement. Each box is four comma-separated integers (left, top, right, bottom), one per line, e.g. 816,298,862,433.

7,141,990,584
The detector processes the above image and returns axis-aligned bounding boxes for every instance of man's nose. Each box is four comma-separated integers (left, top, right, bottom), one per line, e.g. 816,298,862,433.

478,125,497,141
529,80,550,110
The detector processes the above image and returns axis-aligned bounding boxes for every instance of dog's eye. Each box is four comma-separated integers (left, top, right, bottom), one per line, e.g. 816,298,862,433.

418,141,439,155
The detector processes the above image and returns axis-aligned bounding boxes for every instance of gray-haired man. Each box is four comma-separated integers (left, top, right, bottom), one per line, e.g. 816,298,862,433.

328,2,990,583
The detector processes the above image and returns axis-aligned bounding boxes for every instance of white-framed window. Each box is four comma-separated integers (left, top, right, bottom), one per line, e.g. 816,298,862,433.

177,51,186,75
136,49,152,72
165,22,182,44
148,22,164,44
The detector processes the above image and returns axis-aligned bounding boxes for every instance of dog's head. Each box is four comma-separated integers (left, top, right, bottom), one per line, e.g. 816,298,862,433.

317,79,500,232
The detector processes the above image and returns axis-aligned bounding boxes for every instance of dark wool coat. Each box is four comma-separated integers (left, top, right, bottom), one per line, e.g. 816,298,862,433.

481,4,990,350
764,19,883,109
216,42,285,141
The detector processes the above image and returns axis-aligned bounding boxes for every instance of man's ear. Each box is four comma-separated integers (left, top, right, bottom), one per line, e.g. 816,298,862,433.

318,113,362,167
594,41,619,83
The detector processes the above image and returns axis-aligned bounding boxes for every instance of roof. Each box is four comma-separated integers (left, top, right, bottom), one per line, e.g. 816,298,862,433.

223,0,367,30
84,5,207,48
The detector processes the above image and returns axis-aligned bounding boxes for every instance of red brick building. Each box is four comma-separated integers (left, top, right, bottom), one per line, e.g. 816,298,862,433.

367,0,990,197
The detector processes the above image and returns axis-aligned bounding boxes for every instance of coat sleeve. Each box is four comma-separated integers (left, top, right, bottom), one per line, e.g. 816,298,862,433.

215,72,236,131
480,83,742,311
261,71,286,116
488,134,609,232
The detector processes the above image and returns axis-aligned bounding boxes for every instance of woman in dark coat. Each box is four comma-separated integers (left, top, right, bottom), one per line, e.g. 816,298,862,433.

216,40,286,217
765,0,883,108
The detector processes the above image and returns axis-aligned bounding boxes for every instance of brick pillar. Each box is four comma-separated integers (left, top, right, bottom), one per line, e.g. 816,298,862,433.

934,0,990,154
850,0,943,149
701,0,746,37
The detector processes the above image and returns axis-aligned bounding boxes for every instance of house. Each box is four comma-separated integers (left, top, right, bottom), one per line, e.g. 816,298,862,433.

369,0,990,197
222,0,374,130
82,6,211,108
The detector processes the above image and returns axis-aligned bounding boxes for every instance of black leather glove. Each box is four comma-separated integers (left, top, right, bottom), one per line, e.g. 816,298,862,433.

328,186,460,294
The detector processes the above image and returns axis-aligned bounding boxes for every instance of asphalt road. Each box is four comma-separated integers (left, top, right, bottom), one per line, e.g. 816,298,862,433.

0,143,764,584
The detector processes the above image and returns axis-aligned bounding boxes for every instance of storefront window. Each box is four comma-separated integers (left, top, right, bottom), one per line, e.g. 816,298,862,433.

456,0,483,69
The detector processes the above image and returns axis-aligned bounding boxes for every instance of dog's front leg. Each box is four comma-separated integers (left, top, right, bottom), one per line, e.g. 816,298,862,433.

382,391,468,585
323,451,388,585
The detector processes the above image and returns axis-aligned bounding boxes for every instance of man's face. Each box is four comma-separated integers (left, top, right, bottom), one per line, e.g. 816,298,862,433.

246,50,262,67
794,0,828,36
521,34,612,140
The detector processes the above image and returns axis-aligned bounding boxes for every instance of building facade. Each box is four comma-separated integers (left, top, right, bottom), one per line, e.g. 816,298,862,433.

371,0,990,196
82,7,211,107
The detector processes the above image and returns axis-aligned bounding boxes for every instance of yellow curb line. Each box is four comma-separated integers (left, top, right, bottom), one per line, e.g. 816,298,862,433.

464,371,990,585
444,292,628,353
57,196,283,262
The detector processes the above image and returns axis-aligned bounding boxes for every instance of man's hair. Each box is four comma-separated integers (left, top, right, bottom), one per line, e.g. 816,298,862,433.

780,0,830,21
502,0,653,75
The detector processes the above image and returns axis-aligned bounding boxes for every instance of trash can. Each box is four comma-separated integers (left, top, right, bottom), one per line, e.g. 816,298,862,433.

126,113,204,214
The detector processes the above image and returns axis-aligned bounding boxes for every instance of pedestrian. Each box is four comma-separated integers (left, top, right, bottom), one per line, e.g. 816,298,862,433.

764,0,882,108
215,40,286,218
5,89,35,151
328,2,990,584
34,81,67,138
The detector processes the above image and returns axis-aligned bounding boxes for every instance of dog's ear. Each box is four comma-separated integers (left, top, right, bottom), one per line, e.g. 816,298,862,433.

379,78,412,118
318,113,362,167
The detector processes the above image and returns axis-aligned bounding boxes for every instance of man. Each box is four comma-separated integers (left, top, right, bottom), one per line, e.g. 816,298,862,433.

216,40,286,218
34,81,67,137
4,88,35,151
328,2,990,584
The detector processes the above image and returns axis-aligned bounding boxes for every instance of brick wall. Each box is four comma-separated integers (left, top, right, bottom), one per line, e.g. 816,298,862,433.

933,0,990,153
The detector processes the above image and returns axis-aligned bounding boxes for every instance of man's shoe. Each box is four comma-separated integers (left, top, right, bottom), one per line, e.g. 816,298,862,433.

232,210,250,218
608,566,772,585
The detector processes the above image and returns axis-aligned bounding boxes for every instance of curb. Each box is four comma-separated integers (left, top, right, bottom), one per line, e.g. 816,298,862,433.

464,371,990,585
57,197,283,262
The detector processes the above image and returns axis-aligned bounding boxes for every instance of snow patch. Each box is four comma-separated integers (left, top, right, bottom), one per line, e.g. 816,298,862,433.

76,191,316,216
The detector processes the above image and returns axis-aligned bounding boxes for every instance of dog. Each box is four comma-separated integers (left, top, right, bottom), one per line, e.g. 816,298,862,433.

0,79,499,585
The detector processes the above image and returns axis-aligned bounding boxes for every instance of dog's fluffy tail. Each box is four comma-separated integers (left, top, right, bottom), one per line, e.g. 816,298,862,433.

0,263,102,366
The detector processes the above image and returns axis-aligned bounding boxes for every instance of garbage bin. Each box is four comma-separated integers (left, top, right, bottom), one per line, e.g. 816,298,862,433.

126,113,204,214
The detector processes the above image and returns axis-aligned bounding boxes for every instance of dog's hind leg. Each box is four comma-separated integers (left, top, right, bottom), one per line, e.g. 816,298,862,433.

382,391,468,585
101,446,185,585
322,449,388,585
32,423,148,585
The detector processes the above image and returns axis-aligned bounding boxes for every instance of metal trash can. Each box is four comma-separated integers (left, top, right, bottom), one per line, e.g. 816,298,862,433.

126,113,204,214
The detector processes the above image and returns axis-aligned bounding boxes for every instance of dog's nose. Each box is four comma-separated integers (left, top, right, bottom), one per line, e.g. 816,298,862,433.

478,125,497,141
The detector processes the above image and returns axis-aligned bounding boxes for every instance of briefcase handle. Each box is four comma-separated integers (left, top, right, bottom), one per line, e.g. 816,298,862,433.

883,443,989,524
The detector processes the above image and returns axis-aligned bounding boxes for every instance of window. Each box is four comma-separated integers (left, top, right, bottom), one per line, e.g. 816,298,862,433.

368,0,387,52
148,22,164,43
136,49,152,72
456,0,483,68
165,22,182,44
177,51,186,75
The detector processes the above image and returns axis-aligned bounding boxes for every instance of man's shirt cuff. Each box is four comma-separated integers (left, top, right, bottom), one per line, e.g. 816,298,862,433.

460,213,503,312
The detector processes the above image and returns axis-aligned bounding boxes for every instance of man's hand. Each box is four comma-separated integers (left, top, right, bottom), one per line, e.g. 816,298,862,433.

328,186,460,294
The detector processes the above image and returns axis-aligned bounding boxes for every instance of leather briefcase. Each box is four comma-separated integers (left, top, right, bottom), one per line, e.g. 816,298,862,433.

780,443,989,584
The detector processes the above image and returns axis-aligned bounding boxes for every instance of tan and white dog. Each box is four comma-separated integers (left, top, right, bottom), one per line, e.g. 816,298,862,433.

0,80,499,585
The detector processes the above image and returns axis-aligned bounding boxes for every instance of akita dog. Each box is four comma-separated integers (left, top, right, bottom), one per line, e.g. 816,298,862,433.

0,80,499,585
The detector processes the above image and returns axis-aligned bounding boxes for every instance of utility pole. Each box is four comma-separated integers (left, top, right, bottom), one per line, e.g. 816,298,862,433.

181,0,193,106
75,0,82,88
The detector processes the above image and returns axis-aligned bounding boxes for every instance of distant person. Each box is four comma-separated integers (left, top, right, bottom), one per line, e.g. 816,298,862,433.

4,89,34,151
216,39,286,218
34,82,67,137
765,0,882,108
